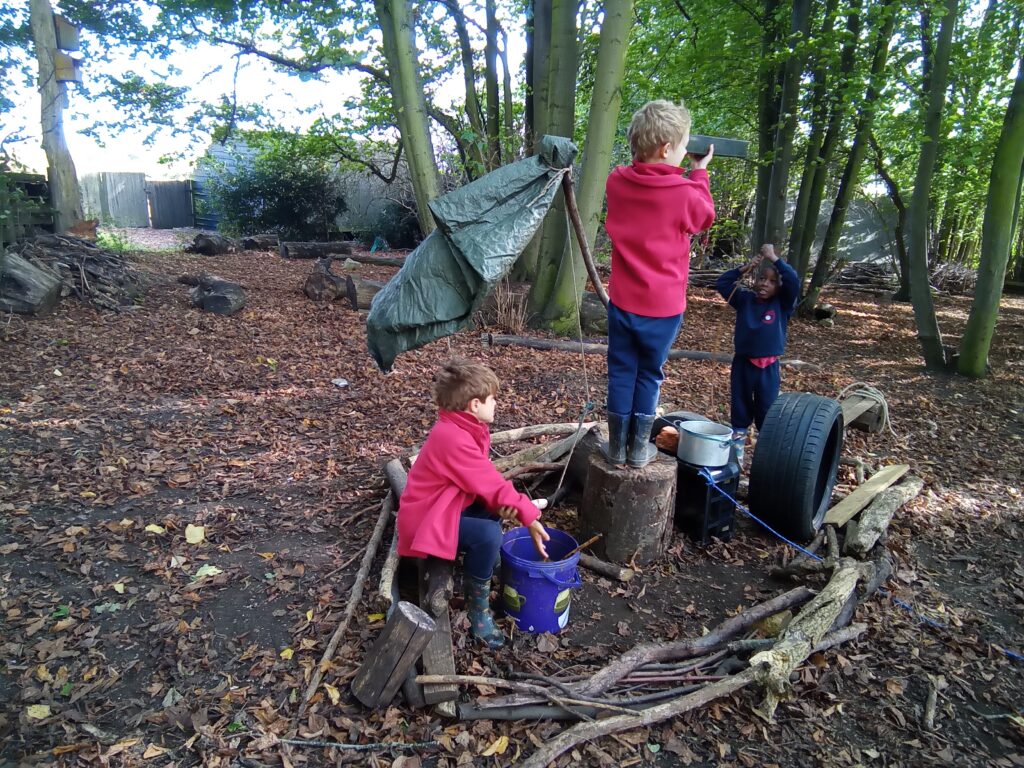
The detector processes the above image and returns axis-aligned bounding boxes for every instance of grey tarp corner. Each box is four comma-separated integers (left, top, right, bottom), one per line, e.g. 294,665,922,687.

366,135,578,372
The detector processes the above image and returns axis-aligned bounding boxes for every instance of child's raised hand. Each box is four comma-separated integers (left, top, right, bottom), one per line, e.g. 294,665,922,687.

691,143,714,170
760,243,779,262
528,519,550,559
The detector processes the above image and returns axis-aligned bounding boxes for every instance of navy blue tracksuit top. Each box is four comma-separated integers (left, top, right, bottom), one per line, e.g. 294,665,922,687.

715,259,800,358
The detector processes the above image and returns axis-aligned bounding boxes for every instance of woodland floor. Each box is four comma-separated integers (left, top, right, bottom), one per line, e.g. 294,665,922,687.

1,231,1023,767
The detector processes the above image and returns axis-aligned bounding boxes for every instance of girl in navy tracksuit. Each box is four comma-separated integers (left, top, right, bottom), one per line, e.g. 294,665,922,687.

715,245,799,459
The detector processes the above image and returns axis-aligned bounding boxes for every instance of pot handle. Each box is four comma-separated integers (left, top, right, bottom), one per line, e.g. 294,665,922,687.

533,569,582,589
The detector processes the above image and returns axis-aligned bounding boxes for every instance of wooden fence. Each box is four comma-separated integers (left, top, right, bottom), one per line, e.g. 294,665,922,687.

81,172,194,229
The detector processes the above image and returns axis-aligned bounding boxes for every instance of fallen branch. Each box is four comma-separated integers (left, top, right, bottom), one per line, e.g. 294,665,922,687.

579,554,634,582
502,461,565,480
482,334,818,371
377,459,408,605
416,675,638,716
301,491,394,711
490,422,586,446
844,477,923,557
520,624,865,767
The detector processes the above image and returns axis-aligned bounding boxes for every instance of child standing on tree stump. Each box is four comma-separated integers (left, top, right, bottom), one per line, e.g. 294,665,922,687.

603,99,717,468
715,244,800,463
397,358,549,649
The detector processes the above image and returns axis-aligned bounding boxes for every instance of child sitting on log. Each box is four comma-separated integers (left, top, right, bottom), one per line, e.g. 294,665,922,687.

715,244,800,463
397,358,550,649
603,99,717,468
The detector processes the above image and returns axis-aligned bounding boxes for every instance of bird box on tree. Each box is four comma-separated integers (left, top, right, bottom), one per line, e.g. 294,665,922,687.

53,15,80,51
54,51,83,84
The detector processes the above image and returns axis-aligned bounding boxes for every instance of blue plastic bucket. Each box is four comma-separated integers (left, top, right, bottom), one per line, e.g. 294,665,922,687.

500,527,582,634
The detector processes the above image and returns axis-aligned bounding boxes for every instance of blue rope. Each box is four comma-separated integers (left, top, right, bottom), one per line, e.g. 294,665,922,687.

698,467,824,562
697,467,1023,664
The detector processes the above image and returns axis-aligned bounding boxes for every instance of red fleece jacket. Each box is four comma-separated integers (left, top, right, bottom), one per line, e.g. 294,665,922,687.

605,163,716,317
397,410,541,561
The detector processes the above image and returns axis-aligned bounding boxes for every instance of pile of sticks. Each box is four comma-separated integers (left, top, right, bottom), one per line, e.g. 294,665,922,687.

8,234,144,310
422,464,923,767
930,262,977,295
830,261,898,292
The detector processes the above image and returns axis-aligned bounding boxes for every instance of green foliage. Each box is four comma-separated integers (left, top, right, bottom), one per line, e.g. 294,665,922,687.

96,230,134,253
365,198,420,250
205,132,347,240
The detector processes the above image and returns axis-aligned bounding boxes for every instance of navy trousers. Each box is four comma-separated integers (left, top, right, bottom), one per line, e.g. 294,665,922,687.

730,358,781,431
607,301,683,415
457,502,502,581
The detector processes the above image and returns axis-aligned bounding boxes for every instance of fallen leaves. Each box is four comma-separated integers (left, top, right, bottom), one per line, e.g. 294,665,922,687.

184,523,206,544
25,704,51,721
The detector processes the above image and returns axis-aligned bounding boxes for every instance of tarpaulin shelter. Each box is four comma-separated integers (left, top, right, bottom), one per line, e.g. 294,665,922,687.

367,135,578,372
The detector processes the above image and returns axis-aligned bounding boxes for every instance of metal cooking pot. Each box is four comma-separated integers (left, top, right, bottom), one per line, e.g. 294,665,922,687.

676,420,733,467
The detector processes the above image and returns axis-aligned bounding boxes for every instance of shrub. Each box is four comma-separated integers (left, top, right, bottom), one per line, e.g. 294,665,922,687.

366,198,421,250
206,134,346,241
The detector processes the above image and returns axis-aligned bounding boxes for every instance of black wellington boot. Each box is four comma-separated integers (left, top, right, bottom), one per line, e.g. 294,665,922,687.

626,413,659,468
601,412,630,465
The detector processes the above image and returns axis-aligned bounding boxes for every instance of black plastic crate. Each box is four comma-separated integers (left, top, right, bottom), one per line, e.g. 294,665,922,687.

675,458,739,544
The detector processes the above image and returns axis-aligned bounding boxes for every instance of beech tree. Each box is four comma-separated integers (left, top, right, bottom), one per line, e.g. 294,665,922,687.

958,55,1024,377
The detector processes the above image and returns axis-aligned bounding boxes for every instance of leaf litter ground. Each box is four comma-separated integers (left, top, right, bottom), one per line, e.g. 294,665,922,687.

1,242,1022,767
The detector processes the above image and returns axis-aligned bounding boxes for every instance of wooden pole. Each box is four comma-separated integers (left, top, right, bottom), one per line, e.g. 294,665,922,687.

561,173,609,308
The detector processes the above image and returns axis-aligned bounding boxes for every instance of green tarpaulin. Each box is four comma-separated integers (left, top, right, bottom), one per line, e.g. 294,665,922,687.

367,135,577,372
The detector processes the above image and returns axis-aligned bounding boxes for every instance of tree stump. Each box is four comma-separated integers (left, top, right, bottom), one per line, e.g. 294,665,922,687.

179,273,246,315
0,251,62,315
279,241,354,259
303,257,346,301
185,233,235,255
579,453,677,565
346,275,385,310
350,600,436,708
417,557,458,707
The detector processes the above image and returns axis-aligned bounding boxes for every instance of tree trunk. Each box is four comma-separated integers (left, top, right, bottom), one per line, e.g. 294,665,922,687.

958,55,1024,377
907,0,959,370
526,0,578,318
802,0,897,313
763,0,813,248
374,0,439,237
869,132,910,301
499,29,516,162
29,0,83,233
443,0,488,175
538,0,634,334
279,241,355,259
786,0,839,279
485,0,501,168
791,0,862,285
0,250,63,315
753,0,783,249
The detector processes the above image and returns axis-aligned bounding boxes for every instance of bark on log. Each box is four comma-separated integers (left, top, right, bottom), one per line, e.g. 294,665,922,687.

279,241,355,259
749,557,871,722
0,251,62,315
186,233,235,255
377,459,408,606
304,257,346,302
489,423,585,446
492,426,594,472
240,233,279,250
844,477,923,558
580,452,676,565
567,423,608,488
180,273,246,315
482,333,818,371
418,558,458,706
301,490,394,712
350,601,436,708
579,554,634,582
346,275,386,310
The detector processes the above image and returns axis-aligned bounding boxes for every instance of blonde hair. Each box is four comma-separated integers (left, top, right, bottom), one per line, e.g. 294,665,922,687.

628,99,692,161
434,358,499,411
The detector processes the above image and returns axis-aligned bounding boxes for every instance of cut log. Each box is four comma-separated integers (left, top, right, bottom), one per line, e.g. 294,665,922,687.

844,477,923,558
179,273,246,315
350,601,436,708
823,464,909,527
578,554,634,582
303,257,346,302
0,251,62,315
240,233,279,250
418,557,458,706
579,452,676,565
346,275,386,310
186,233,235,255
279,241,354,259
